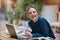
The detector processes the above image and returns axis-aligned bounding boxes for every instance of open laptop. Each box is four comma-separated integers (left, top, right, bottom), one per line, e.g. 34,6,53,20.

6,24,31,39
6,24,18,39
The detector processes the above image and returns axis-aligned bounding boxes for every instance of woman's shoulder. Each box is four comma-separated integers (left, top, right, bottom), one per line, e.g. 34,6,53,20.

38,16,45,20
38,16,48,22
28,20,32,24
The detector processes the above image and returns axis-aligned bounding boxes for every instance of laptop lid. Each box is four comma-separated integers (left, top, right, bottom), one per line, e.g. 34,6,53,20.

6,24,18,39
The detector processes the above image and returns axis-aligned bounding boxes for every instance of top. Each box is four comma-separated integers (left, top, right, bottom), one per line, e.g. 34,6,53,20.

28,16,55,39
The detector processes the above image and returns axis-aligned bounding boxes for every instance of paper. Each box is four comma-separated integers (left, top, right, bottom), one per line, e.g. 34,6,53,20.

32,37,51,40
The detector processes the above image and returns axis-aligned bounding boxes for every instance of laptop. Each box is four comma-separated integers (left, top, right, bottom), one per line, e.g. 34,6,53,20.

6,24,18,39
6,24,31,39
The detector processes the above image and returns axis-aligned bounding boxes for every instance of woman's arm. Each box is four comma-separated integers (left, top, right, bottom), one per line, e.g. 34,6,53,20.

31,33,44,37
40,18,55,39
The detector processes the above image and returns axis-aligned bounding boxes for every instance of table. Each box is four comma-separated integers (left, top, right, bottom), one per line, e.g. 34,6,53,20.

0,32,32,40
0,32,53,40
0,32,17,40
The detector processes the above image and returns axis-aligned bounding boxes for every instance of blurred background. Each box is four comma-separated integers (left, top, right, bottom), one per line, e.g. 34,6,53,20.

0,0,60,40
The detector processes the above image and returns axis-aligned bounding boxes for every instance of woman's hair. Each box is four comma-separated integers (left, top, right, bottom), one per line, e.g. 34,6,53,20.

27,4,39,13
27,4,39,18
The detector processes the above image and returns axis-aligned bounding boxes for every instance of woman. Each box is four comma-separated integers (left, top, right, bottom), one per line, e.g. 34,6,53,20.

25,5,55,39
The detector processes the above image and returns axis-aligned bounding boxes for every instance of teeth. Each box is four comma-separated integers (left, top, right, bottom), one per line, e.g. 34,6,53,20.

31,16,34,18
31,15,36,19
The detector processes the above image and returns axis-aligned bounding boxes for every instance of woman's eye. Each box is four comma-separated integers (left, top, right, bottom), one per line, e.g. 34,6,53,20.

33,11,36,13
29,11,36,14
29,12,32,14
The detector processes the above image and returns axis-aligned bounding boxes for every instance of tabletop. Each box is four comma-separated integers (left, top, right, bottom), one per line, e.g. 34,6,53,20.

0,32,17,40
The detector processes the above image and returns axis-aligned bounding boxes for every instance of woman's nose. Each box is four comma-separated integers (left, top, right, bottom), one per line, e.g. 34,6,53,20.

31,12,34,15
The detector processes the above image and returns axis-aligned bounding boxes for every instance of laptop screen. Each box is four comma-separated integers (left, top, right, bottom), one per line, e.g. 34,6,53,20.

6,24,18,38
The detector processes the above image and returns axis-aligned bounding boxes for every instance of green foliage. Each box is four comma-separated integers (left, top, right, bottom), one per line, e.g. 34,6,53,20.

7,11,13,24
22,0,42,14
14,7,20,19
7,8,22,24
14,7,22,24
21,0,43,20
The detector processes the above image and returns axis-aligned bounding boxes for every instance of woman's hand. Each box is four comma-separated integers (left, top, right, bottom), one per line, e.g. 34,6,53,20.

25,29,32,36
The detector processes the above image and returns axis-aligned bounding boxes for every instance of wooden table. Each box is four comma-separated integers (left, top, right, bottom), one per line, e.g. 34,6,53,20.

0,32,51,40
0,32,32,40
0,32,17,40
0,32,54,40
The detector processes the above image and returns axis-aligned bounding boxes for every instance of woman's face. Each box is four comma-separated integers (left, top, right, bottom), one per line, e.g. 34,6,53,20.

28,8,38,21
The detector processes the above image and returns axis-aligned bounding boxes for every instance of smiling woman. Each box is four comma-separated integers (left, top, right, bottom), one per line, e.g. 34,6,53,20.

25,5,56,39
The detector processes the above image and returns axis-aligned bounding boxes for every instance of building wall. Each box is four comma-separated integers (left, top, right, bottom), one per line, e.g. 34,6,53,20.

43,0,60,10
41,5,58,23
